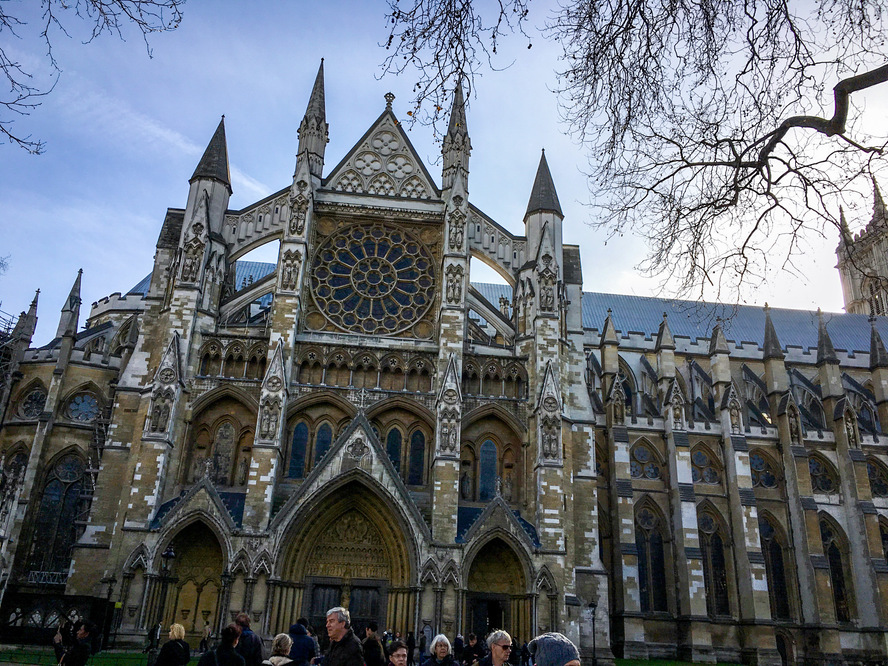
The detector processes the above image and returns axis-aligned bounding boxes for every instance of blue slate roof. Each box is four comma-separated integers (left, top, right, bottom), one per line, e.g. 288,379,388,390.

456,505,541,548
127,260,277,302
149,489,245,529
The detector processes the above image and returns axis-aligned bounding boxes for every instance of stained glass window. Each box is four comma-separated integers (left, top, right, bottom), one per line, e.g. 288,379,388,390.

289,422,308,478
809,456,838,494
408,431,425,485
314,424,333,463
65,393,99,422
310,222,436,335
28,454,87,575
691,448,720,484
867,459,888,497
386,429,402,471
759,517,791,620
699,511,730,616
636,507,668,612
19,390,46,419
629,444,661,479
479,439,497,502
820,520,851,623
750,451,778,488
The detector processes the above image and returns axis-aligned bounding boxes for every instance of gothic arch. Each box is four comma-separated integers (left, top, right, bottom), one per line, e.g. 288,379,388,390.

420,559,440,585
190,384,259,416
534,565,557,594
123,544,150,572
461,528,533,594
60,380,106,408
441,560,460,586
252,550,273,577
276,474,419,587
286,391,356,420
109,314,138,356
365,396,435,429
230,549,250,575
155,512,232,573
469,248,517,287
462,402,527,434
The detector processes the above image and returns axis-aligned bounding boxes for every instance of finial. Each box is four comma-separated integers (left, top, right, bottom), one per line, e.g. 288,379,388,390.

663,312,668,320
384,92,395,109
607,307,612,316
78,268,83,275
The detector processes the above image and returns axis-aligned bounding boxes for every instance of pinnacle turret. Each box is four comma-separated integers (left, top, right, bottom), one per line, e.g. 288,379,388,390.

524,150,562,219
12,290,38,343
816,309,839,366
870,318,888,370
297,59,329,180
656,313,675,351
442,81,471,191
763,305,784,360
190,117,231,193
709,321,729,355
56,270,82,339
871,177,887,229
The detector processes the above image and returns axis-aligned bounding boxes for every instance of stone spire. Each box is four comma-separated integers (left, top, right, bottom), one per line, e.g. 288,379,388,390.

839,206,853,246
870,177,887,230
190,117,231,193
655,312,675,351
524,150,563,219
56,270,82,339
709,320,729,355
763,304,784,360
442,80,471,191
870,318,888,370
12,290,38,344
297,59,329,180
816,309,839,366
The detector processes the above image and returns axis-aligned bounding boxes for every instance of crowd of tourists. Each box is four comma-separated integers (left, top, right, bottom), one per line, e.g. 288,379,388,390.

144,607,581,666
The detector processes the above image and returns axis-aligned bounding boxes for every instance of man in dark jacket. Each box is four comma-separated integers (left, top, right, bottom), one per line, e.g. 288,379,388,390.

60,621,95,666
289,621,317,666
363,622,386,666
235,613,264,666
198,624,245,666
324,607,363,666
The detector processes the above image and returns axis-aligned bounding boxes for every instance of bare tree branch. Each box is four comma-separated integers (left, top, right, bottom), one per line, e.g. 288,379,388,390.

0,0,185,154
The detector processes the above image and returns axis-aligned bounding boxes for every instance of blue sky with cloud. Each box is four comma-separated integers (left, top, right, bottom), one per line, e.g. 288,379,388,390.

2,1,882,344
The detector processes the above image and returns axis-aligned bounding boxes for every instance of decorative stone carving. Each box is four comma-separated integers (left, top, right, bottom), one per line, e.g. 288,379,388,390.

347,436,370,460
439,409,460,455
537,253,558,313
281,249,302,292
445,264,464,304
730,400,742,433
259,399,280,440
844,410,858,447
672,400,684,430
181,238,204,283
147,390,173,433
540,416,560,459
460,471,472,500
448,209,465,251
788,404,801,443
305,510,390,580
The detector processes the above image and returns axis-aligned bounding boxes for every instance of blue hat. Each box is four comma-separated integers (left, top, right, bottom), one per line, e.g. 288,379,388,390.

529,633,579,666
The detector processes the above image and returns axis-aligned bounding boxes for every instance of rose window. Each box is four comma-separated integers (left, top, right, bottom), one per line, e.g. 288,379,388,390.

65,393,100,423
311,222,435,335
19,390,46,419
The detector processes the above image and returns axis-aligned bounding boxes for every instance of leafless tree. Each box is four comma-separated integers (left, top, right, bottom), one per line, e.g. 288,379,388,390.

382,0,888,301
1,0,185,154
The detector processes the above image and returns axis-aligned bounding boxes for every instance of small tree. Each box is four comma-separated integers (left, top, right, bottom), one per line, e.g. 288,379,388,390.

1,0,185,154
382,0,888,301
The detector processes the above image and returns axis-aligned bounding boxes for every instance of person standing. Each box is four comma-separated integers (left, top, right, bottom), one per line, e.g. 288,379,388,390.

288,620,317,666
263,634,295,666
198,624,245,666
235,613,265,666
59,621,96,666
324,607,363,666
527,633,580,666
156,624,192,666
423,635,454,666
406,632,416,666
464,634,485,666
387,640,408,666
477,631,512,666
519,643,530,666
363,621,386,666
200,625,213,653
451,635,462,666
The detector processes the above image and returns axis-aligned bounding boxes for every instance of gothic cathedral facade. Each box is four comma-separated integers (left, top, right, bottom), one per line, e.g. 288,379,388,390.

3,63,888,665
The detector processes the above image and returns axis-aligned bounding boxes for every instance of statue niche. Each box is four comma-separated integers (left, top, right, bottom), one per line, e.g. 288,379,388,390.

184,397,255,487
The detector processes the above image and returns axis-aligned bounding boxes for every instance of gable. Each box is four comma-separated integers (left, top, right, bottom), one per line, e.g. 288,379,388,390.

324,110,440,201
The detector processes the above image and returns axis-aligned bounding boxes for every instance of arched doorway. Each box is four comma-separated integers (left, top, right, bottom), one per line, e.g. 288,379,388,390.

276,479,415,647
161,521,225,642
465,538,529,640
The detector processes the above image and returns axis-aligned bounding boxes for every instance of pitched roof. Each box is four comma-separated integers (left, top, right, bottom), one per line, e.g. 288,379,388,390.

190,117,231,191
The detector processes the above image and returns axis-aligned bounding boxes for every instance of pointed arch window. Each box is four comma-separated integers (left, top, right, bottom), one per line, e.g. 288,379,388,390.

809,456,839,494
18,388,46,419
629,443,661,480
65,392,100,423
691,447,721,484
289,422,308,479
314,423,333,464
867,458,888,497
820,519,852,623
28,454,87,574
407,430,425,485
758,517,791,620
750,451,778,488
635,507,668,612
386,428,403,472
699,511,731,617
479,439,497,502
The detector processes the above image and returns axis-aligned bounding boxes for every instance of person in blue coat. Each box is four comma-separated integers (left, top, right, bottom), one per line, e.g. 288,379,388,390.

289,621,317,666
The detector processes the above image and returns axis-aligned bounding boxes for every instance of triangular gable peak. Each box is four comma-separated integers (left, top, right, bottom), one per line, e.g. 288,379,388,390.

663,378,686,429
438,353,463,405
269,412,431,542
152,476,236,532
460,495,537,550
535,361,561,415
324,108,440,201
153,332,184,388
262,342,286,393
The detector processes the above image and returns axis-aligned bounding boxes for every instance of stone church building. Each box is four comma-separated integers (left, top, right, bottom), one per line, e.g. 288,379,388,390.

3,62,888,664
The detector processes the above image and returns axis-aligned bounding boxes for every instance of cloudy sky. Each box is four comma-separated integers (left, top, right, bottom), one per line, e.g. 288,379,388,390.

2,1,884,345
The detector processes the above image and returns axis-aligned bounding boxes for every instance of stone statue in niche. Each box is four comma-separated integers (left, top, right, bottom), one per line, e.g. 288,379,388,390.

445,265,463,304
281,250,302,291
460,471,472,500
503,471,514,501
730,403,742,433
237,456,249,486
789,407,801,443
260,403,279,439
540,283,555,311
191,449,207,483
613,399,625,425
672,401,683,430
844,411,858,446
449,211,465,250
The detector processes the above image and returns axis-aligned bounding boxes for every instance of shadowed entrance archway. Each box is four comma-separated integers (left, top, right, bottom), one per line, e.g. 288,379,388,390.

464,537,530,640
272,478,416,645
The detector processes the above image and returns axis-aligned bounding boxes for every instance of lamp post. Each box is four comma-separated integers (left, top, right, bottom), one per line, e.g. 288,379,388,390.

587,600,597,666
